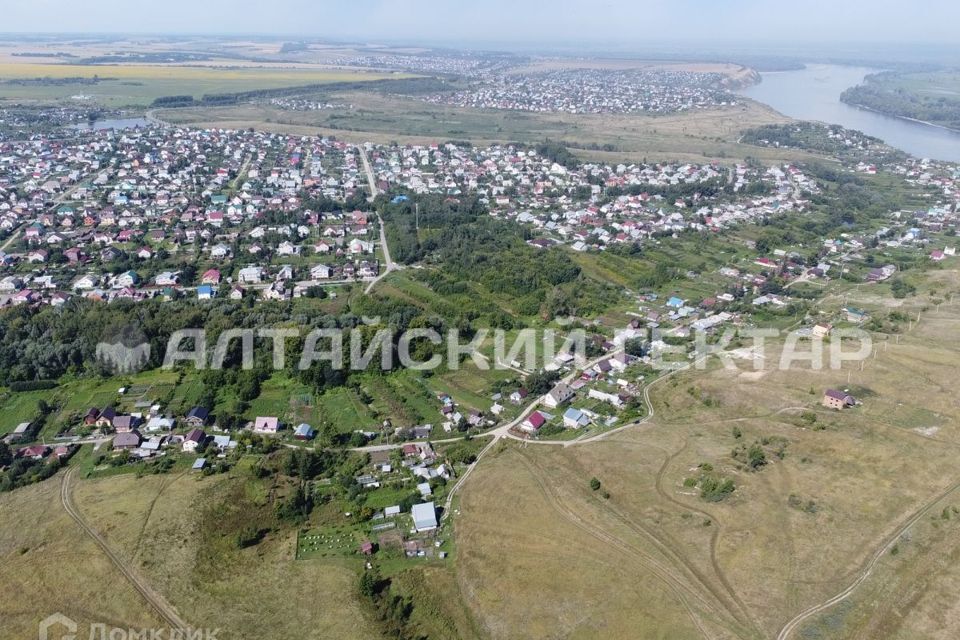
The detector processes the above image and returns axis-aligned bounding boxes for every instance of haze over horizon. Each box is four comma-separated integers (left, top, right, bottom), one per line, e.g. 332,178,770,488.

3,0,959,51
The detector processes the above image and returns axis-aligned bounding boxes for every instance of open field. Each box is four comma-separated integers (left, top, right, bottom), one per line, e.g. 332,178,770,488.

0,62,410,106
70,471,383,640
508,59,759,87
456,272,960,639
0,479,165,638
158,93,815,164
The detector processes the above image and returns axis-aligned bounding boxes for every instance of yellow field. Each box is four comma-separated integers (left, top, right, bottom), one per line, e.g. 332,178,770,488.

0,62,406,84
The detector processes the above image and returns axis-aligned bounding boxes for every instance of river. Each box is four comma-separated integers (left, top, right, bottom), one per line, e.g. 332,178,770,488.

739,64,960,163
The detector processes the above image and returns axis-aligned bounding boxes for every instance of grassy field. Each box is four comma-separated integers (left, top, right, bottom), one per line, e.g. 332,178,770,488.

0,63,410,107
455,270,960,639
69,471,383,640
159,92,816,164
0,479,166,638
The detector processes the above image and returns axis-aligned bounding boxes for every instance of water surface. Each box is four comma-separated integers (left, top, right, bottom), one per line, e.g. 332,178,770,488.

740,64,960,162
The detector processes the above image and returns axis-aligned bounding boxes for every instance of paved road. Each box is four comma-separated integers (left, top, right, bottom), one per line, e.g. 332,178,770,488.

60,467,188,632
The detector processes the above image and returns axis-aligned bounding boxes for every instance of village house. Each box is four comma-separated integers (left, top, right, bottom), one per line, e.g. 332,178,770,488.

543,382,575,409
822,389,856,410
253,416,281,434
182,428,207,453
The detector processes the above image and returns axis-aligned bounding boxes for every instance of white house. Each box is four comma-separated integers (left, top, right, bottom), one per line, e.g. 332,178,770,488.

238,266,265,284
411,502,438,532
310,264,334,279
543,382,575,409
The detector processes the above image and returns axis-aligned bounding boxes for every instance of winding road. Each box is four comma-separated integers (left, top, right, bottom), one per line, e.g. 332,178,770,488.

359,146,401,294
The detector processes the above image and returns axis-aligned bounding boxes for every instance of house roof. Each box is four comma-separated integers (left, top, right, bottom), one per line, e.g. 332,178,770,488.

113,431,141,447
186,406,209,421
294,423,314,436
824,389,853,401
411,502,438,530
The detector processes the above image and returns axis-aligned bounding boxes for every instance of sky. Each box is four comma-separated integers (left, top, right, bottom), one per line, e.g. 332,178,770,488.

2,0,958,49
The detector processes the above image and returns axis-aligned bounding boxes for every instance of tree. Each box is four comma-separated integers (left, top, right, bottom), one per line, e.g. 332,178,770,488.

747,443,767,470
589,477,601,491
0,442,11,467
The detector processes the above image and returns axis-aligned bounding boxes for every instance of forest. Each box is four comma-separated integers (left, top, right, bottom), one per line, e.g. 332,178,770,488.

841,71,960,131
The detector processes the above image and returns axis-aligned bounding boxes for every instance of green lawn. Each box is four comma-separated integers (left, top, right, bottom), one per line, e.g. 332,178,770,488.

0,390,50,435
314,387,378,433
246,374,313,422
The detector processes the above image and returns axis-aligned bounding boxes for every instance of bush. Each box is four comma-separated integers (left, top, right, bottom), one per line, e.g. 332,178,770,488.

9,380,58,392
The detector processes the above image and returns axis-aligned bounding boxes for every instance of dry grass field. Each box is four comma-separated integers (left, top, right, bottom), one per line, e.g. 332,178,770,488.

455,272,960,639
0,479,165,638
70,472,381,640
159,94,811,164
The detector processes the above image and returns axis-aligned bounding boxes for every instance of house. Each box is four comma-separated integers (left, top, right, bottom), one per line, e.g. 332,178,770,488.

411,502,438,532
182,428,207,452
277,241,300,256
310,264,334,280
812,323,832,338
238,266,265,284
73,274,99,290
521,411,547,433
155,271,180,286
112,415,140,433
588,389,623,407
144,416,175,432
201,269,221,285
822,389,856,410
5,422,31,443
197,284,216,300
509,388,529,405
113,431,142,450
543,382,575,409
185,407,209,427
192,458,207,472
417,482,433,498
563,407,590,429
253,416,280,434
95,407,117,428
844,307,868,324
17,445,50,460
113,270,140,288
294,423,315,440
